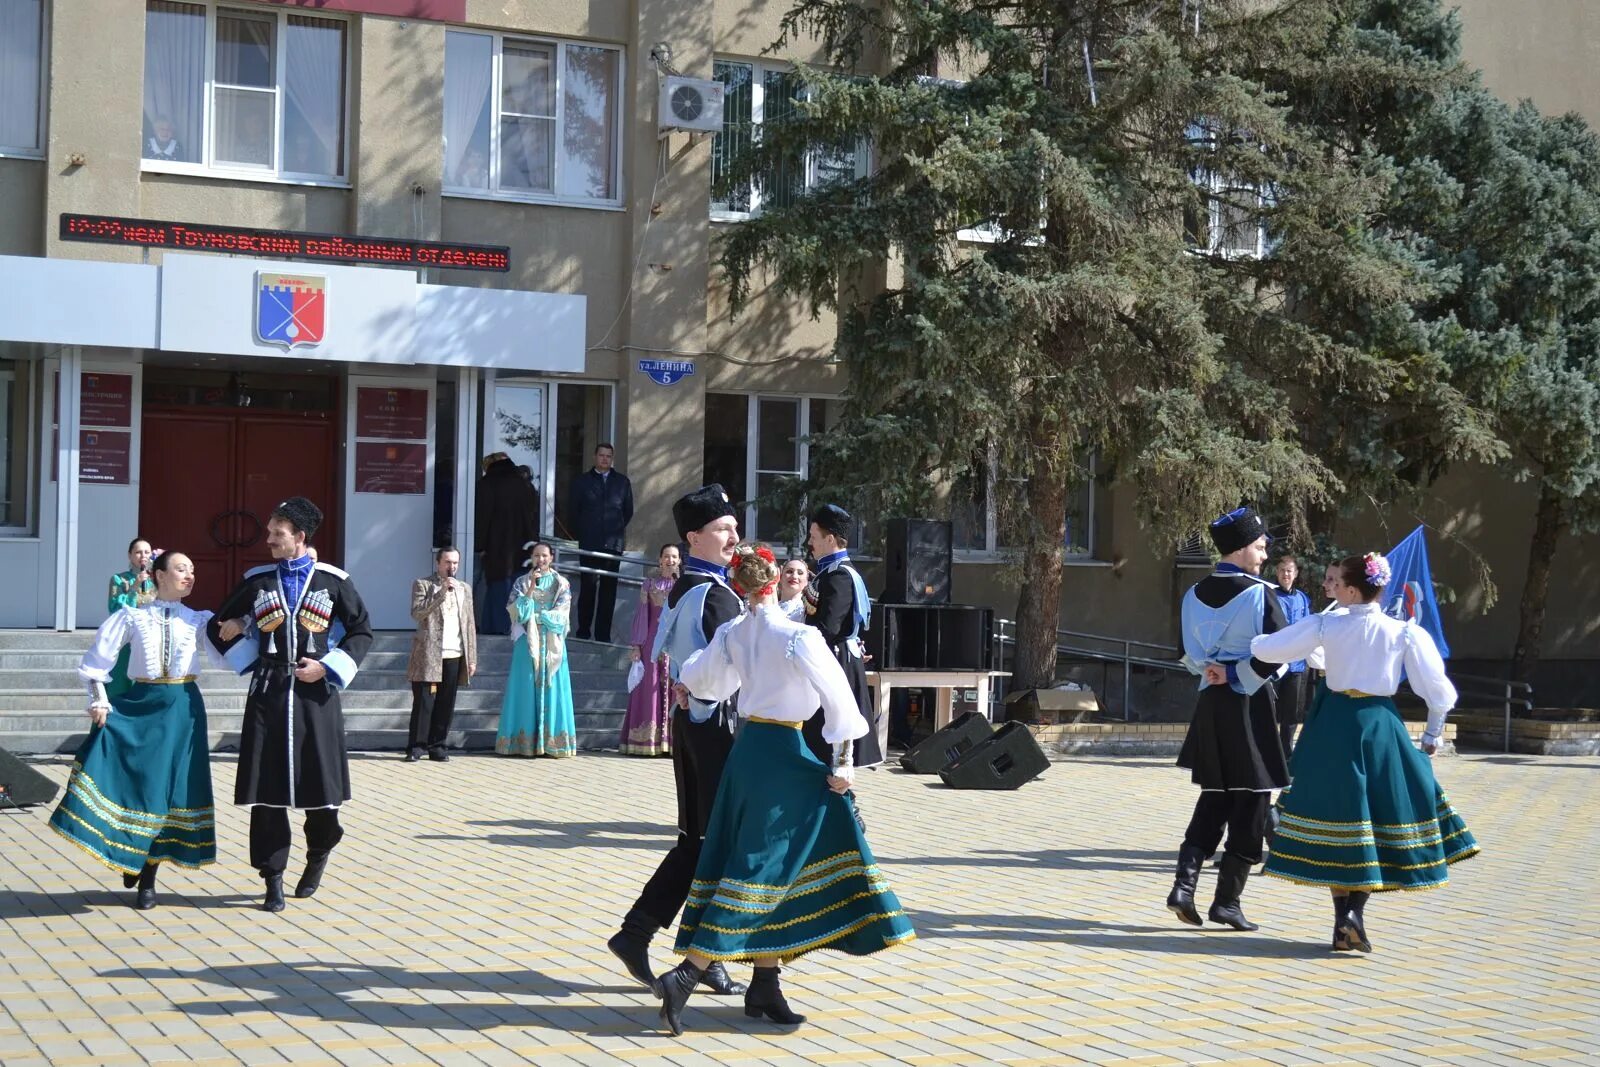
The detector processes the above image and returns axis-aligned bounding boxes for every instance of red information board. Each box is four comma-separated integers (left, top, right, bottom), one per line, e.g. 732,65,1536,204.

354,441,427,495
80,430,132,485
81,373,134,427
356,387,429,441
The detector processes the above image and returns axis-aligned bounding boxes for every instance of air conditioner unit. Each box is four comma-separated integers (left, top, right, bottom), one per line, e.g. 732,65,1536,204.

659,76,725,134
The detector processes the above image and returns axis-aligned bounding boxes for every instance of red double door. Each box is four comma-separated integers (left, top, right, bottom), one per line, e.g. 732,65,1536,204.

139,410,340,612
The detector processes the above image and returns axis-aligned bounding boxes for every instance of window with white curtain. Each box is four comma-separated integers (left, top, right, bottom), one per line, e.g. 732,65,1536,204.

0,0,46,156
711,58,870,219
141,2,348,180
443,29,622,206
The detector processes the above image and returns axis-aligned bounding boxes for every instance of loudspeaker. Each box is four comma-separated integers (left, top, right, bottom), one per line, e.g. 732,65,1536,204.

868,604,994,671
899,710,994,774
883,518,952,604
0,747,60,808
938,722,1050,790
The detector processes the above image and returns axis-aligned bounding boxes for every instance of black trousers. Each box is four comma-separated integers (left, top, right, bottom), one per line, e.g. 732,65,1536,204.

1275,670,1308,759
1183,790,1272,865
630,705,734,928
575,551,621,642
249,806,344,875
409,657,463,753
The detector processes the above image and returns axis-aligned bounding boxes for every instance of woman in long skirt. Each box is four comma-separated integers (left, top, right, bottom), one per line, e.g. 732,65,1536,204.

495,542,577,758
103,537,157,701
49,551,222,909
651,543,915,1036
1249,552,1479,952
619,544,679,756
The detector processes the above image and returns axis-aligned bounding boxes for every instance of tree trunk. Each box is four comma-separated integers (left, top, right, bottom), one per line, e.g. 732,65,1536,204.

1012,427,1069,693
1512,484,1569,685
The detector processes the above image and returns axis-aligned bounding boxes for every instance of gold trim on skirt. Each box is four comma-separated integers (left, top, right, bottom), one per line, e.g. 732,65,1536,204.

133,676,198,685
747,716,803,729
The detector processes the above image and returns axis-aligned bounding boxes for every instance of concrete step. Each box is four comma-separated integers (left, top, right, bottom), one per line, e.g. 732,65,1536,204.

2,687,628,712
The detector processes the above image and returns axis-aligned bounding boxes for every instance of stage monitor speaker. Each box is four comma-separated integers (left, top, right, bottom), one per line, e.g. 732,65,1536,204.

899,710,994,774
938,722,1049,790
868,604,994,671
0,747,60,808
883,518,952,604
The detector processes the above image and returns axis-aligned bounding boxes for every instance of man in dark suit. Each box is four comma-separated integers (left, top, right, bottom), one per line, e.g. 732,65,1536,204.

568,443,633,642
474,453,539,635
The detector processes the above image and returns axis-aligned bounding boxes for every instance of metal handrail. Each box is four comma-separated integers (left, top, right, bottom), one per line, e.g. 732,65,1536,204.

550,543,654,590
1449,672,1534,754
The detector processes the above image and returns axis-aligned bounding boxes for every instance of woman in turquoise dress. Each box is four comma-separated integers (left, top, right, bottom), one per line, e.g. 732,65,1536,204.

104,538,157,700
1250,552,1479,953
49,551,222,910
495,542,577,758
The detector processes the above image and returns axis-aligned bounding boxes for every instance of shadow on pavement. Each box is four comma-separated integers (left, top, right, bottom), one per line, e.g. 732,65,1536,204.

879,847,1170,872
0,890,259,920
416,817,676,850
910,909,1338,959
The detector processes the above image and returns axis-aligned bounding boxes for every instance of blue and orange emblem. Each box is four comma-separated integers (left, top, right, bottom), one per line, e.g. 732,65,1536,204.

255,271,326,349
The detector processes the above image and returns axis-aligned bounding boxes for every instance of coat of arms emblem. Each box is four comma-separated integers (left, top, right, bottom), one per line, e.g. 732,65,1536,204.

255,271,326,349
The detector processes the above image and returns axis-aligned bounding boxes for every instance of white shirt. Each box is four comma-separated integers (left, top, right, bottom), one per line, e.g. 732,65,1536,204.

778,594,807,620
441,586,463,658
1303,603,1347,672
680,604,868,747
1250,602,1457,740
81,601,223,705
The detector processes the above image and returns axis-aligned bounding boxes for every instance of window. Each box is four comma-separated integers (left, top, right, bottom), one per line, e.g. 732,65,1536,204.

703,393,845,545
0,354,39,533
953,448,1098,559
0,0,45,156
1185,120,1266,259
141,2,349,180
711,59,868,218
444,30,622,206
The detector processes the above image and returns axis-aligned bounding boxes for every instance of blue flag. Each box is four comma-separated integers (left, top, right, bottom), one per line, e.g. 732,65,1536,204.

1381,526,1450,659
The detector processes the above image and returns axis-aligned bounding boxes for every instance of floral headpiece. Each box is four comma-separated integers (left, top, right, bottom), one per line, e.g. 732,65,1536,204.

729,545,779,598
1363,552,1391,588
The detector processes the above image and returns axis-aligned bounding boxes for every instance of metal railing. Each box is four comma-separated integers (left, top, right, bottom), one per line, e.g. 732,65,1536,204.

550,542,655,591
1450,672,1535,754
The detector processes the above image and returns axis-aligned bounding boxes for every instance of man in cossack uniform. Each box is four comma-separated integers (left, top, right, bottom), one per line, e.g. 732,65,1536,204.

606,484,746,1000
209,497,372,913
802,504,883,768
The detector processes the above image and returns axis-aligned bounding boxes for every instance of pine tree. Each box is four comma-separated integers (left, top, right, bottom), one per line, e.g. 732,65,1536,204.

716,0,1500,688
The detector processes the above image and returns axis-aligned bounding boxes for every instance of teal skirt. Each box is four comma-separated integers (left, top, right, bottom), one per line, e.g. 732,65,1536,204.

1264,687,1478,893
674,719,917,963
103,645,134,702
495,632,577,757
48,681,216,874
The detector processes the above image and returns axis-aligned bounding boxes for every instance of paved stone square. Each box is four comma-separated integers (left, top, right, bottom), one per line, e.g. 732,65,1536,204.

2,749,1597,1066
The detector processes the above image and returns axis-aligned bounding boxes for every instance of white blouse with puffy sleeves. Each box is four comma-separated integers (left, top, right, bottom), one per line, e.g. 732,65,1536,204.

80,602,224,705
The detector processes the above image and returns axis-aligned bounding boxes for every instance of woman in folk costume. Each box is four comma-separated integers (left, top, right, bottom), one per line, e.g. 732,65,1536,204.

619,543,681,757
103,538,158,700
1249,553,1479,952
50,551,224,909
651,543,915,1037
496,541,577,758
776,557,810,619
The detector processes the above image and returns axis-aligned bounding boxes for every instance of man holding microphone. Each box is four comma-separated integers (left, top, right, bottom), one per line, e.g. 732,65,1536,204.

406,546,477,762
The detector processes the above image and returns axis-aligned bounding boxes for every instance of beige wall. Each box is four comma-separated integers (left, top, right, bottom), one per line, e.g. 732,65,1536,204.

0,160,46,256
1455,0,1600,125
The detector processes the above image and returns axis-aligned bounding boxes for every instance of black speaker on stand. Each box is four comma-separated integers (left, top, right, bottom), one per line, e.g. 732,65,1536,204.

0,748,61,809
883,518,952,604
899,710,994,774
939,722,1050,789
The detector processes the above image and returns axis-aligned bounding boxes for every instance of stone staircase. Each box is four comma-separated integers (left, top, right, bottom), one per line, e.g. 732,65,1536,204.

0,630,632,755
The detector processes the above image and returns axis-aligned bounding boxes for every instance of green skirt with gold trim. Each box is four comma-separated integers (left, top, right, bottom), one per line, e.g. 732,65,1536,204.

48,680,216,874
1264,687,1478,892
674,719,916,963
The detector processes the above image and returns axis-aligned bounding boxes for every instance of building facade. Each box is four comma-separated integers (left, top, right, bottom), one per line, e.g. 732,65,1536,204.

0,0,1594,692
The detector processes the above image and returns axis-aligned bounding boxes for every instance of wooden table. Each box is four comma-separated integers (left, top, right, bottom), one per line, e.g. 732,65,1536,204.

866,670,1010,756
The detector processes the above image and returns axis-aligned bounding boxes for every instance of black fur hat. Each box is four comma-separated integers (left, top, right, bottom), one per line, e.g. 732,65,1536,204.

271,496,324,539
810,503,852,539
672,484,737,540
1208,506,1269,556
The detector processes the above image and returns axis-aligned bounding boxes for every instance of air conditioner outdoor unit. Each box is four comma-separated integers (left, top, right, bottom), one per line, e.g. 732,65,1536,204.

659,76,725,133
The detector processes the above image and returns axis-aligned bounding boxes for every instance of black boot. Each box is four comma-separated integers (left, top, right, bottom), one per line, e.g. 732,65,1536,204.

1207,854,1260,931
700,961,748,996
651,959,702,1036
1166,844,1205,927
295,851,331,899
1339,890,1372,952
1331,895,1352,950
607,908,661,989
262,871,287,913
744,966,806,1025
122,870,140,889
134,863,158,910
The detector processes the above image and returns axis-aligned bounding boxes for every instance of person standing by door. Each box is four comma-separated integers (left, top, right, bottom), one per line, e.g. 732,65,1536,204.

406,546,477,763
569,444,633,643
475,453,540,636
208,497,374,913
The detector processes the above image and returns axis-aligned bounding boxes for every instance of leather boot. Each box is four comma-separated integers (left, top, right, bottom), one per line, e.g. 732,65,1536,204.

134,863,158,910
744,966,806,1025
606,908,661,989
1207,854,1259,931
699,960,748,995
1165,844,1205,927
262,871,287,913
295,851,331,899
1331,894,1352,950
122,870,140,889
651,959,702,1036
1339,890,1372,952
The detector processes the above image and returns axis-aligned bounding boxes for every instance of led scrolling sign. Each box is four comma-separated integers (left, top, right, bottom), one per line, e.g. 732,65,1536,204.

59,213,511,273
